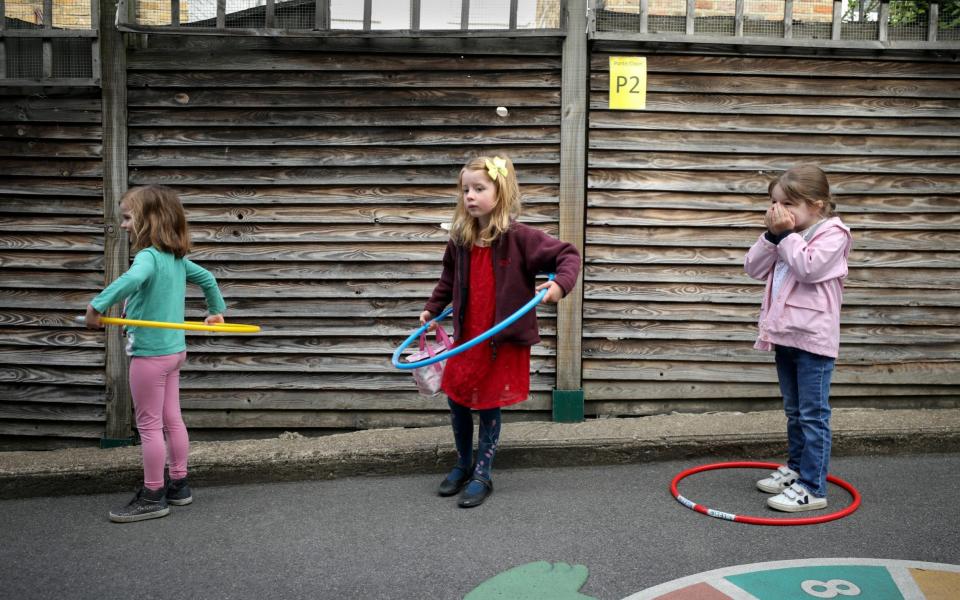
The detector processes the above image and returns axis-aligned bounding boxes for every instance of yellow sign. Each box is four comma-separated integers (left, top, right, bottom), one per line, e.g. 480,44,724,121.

609,56,647,110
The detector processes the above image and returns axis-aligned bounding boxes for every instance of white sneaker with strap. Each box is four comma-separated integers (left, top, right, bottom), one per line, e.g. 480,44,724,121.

756,465,800,494
767,482,827,513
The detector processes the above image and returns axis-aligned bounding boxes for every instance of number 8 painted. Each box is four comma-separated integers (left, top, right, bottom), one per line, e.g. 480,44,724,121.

801,579,862,598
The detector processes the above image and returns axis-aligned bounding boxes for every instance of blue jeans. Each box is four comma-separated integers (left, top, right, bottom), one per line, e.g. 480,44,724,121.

775,346,835,498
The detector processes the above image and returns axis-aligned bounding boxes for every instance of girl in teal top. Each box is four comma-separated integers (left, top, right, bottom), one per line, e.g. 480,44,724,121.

85,185,225,523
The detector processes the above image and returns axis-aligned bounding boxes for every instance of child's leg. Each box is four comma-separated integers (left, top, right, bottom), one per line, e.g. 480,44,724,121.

474,408,502,480
161,352,188,480
793,349,835,497
129,354,183,491
447,398,474,469
774,347,802,474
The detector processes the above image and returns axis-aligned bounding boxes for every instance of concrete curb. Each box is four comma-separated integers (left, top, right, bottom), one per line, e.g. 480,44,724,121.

3,408,959,499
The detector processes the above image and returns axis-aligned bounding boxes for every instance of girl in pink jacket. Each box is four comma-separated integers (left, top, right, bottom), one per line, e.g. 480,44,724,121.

744,165,853,513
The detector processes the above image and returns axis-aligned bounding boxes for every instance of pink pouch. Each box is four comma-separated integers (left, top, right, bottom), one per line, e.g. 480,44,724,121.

406,327,454,398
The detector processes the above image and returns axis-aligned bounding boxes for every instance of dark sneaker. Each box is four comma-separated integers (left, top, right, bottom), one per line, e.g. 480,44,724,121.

166,477,193,506
109,487,170,523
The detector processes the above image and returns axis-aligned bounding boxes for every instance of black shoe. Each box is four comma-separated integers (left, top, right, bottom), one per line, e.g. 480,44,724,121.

109,487,170,523
166,476,193,506
457,477,493,508
438,465,472,497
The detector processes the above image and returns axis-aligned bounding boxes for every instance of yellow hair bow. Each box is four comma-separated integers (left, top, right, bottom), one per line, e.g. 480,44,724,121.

485,157,508,182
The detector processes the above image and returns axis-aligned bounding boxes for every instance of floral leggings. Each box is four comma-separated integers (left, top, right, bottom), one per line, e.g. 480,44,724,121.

447,398,501,481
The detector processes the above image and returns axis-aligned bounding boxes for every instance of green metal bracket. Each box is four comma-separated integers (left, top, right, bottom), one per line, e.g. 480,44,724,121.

552,389,584,423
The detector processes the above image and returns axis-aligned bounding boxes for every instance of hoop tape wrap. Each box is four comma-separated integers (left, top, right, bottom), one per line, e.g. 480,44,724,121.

76,316,260,333
671,461,861,526
392,273,555,370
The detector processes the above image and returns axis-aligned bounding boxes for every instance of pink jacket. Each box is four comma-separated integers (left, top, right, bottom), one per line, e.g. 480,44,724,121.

744,217,852,358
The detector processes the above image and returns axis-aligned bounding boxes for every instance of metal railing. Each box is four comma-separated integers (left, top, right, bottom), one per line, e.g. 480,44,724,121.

591,0,960,48
116,0,565,36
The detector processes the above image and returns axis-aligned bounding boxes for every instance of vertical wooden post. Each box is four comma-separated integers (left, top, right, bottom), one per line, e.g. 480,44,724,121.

639,0,648,34
555,0,586,422
509,0,518,30
216,0,225,28
0,0,6,79
265,0,275,28
734,0,744,37
928,1,939,42
878,0,890,42
362,0,371,31
411,0,421,31
461,0,470,30
99,0,133,446
831,0,842,40
685,0,695,35
783,0,793,39
171,0,179,26
42,0,53,78
315,0,330,30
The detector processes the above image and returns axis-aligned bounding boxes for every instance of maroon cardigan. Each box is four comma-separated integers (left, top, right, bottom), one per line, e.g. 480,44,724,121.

423,222,581,347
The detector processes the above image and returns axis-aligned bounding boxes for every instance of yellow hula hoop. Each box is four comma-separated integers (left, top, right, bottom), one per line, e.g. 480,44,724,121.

80,316,260,333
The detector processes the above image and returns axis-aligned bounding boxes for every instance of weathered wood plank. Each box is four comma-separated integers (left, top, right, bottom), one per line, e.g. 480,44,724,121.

188,242,448,262
588,111,960,137
128,126,560,147
0,123,103,139
585,264,960,289
128,107,560,127
0,140,103,158
582,301,959,327
587,171,960,195
583,360,960,385
0,270,103,290
586,226,960,252
177,371,558,391
586,207,960,230
181,410,546,430
183,335,554,355
127,50,562,71
0,384,103,404
583,381,960,402
130,165,560,186
583,282,960,306
0,178,102,196
589,53,960,78
0,251,102,270
0,233,102,252
180,389,551,411
0,402,105,422
590,72,960,98
586,245,959,269
0,198,103,216
0,420,103,438
127,69,561,88
589,151,960,175
180,353,554,374
172,184,558,205
0,160,103,177
583,338,960,362
183,203,555,224
589,131,960,156
128,88,561,108
0,217,102,234
0,365,102,386
587,190,960,213
588,91,960,117
0,327,101,347
128,144,560,167
0,348,103,367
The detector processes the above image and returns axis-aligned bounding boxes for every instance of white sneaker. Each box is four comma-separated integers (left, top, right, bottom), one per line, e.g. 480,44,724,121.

756,465,800,494
767,482,827,513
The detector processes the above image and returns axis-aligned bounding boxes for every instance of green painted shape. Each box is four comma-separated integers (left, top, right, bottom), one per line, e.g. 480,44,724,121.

465,561,595,600
726,565,903,600
552,389,584,423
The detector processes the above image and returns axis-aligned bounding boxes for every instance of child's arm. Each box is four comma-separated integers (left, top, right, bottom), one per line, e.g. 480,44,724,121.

184,259,227,317
523,227,581,300
744,234,778,281
423,240,456,317
777,226,851,283
86,250,158,326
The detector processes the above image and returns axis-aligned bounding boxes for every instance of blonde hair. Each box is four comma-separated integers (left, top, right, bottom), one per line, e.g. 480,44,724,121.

449,156,522,248
122,185,192,258
769,164,837,219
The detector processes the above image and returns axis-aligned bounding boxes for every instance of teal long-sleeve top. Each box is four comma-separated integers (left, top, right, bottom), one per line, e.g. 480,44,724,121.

90,247,226,357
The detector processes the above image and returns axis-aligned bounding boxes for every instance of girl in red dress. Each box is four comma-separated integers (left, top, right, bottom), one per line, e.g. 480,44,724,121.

420,156,581,508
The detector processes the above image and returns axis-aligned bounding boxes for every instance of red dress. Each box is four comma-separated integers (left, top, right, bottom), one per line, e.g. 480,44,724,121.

441,245,531,410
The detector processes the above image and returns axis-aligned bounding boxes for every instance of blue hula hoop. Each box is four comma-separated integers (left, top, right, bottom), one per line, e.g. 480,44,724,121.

391,273,556,370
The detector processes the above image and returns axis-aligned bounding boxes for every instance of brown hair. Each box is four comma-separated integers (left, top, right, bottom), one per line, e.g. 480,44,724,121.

122,185,192,258
449,155,522,248
768,164,837,219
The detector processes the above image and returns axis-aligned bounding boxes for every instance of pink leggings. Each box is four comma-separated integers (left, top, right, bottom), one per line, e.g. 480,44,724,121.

129,351,188,491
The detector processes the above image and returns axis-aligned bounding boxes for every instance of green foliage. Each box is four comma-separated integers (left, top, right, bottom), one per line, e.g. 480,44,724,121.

844,0,960,28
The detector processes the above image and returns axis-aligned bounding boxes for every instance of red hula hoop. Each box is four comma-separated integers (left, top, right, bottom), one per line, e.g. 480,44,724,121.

671,461,861,526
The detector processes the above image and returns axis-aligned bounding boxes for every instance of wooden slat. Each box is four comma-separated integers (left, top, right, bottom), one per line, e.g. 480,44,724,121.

173,183,558,205
182,203,555,224
180,389,551,411
127,69,562,88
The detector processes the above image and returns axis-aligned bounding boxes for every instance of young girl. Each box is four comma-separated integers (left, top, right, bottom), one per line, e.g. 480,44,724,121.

744,165,852,513
420,156,581,508
85,185,226,523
